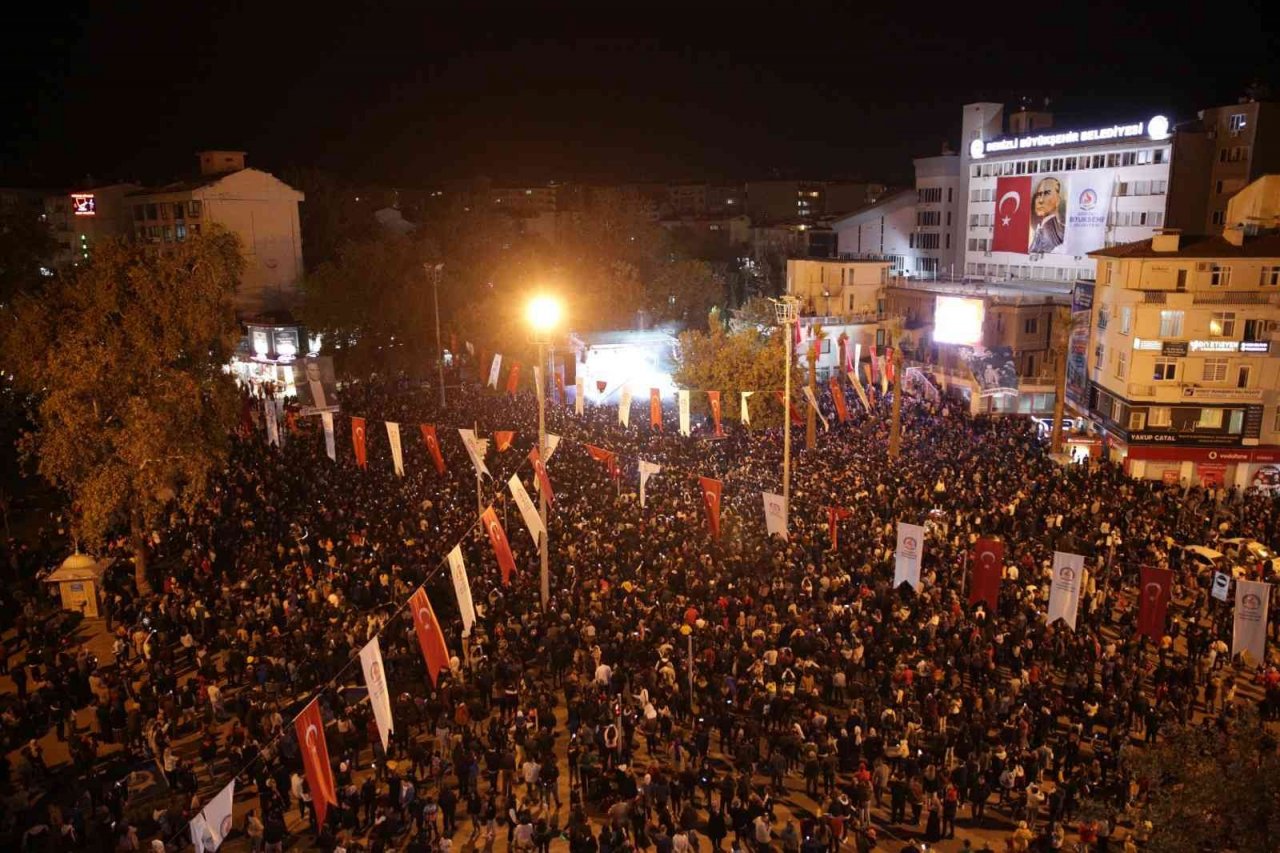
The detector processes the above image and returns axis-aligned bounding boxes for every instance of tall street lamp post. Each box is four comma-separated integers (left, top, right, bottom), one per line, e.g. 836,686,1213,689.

426,263,446,409
527,295,562,610
772,296,800,533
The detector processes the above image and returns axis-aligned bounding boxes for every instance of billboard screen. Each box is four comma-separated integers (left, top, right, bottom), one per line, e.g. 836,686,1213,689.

992,171,1114,256
933,296,985,345
959,345,1019,397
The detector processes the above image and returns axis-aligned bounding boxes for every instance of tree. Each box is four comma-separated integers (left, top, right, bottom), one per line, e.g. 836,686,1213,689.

648,259,726,325
1119,714,1280,852
674,322,791,427
0,205,57,305
2,232,244,592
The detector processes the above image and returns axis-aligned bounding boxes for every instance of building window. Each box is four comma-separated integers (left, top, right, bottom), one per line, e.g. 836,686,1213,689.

1120,305,1132,335
1237,365,1252,388
1198,408,1224,429
1210,265,1232,287
172,203,185,220
175,224,187,241
1128,411,1145,430
1212,211,1225,226
1202,358,1228,382
1148,406,1171,427
1229,113,1248,133
1153,359,1178,381
1261,266,1280,286
1024,318,1038,334
1209,312,1236,337
1159,310,1184,338
1115,350,1127,379
188,200,202,217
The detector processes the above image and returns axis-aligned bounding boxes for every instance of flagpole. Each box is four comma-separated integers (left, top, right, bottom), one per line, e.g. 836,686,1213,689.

773,297,799,534
537,339,550,611
429,262,447,409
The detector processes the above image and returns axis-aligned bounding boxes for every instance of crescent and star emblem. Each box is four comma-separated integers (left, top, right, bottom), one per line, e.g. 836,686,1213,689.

998,190,1020,227
979,550,998,566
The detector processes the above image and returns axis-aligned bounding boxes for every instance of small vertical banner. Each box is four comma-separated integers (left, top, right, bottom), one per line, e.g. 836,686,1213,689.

488,353,503,389
776,391,804,425
359,637,394,752
264,399,279,447
740,391,753,426
618,386,632,427
506,362,521,396
409,586,451,686
481,506,517,585
678,390,691,436
650,388,662,430
448,545,476,637
544,434,561,462
294,698,338,829
762,492,788,539
1232,578,1271,665
699,476,723,539
533,365,543,402
969,537,1004,609
1137,565,1173,639
385,422,404,477
457,428,491,478
848,370,872,413
708,390,723,436
420,424,446,474
802,386,829,431
529,447,555,504
574,376,585,416
894,521,925,591
829,376,849,423
508,473,545,544
351,416,368,469
826,506,851,550
320,411,336,461
189,779,235,853
638,460,661,509
1047,551,1084,629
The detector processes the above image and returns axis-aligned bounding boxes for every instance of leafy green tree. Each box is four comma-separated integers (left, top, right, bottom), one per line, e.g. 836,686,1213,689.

0,205,57,305
649,259,726,325
2,232,244,592
674,322,792,426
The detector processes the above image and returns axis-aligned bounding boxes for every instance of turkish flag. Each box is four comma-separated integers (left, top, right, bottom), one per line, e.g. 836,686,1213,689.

528,447,555,505
409,586,451,686
506,362,521,396
481,506,516,586
774,391,804,425
827,506,852,549
585,444,619,480
699,476,723,539
792,321,802,348
970,538,1004,609
884,347,896,383
494,431,516,452
1138,565,1173,639
829,376,849,423
708,391,723,436
351,416,368,470
650,389,662,430
992,175,1032,253
420,424,446,475
294,698,338,829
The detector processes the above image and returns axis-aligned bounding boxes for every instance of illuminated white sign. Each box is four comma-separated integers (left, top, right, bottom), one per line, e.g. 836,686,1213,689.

1189,340,1239,352
976,116,1167,156
1241,341,1270,354
71,193,96,216
933,296,985,345
1132,338,1162,351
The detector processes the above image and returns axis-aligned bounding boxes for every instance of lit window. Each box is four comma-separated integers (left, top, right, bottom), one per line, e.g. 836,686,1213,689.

1120,306,1132,335
1148,406,1171,427
1114,350,1127,379
1202,358,1228,382
1260,266,1280,286
1198,408,1223,429
1210,265,1232,287
1159,310,1184,338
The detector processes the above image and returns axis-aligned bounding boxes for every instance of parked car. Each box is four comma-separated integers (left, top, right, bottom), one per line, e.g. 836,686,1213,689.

1177,545,1227,573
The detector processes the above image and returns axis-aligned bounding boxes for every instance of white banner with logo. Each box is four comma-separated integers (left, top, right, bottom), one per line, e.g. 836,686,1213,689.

508,473,545,543
1047,551,1084,629
1233,578,1271,665
457,428,491,479
802,386,829,431
385,422,404,477
638,460,661,509
678,390,691,436
894,522,925,591
618,386,632,428
575,376,585,415
448,545,476,637
264,399,279,447
740,391,753,426
544,433,561,462
487,353,503,388
359,637,394,752
320,411,336,461
1211,571,1232,602
1060,172,1116,257
762,492,788,539
190,778,235,853
848,370,872,413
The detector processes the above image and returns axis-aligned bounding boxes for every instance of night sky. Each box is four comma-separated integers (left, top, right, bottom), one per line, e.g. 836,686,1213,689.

3,2,1276,189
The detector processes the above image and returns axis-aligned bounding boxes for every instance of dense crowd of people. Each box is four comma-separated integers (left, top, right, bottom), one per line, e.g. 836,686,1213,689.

3,370,1279,852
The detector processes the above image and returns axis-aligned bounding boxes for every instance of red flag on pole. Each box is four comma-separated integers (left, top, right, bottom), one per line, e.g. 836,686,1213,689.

494,431,516,452
481,506,516,586
970,538,1004,609
409,586,451,686
1138,565,1173,639
420,424,446,475
829,376,849,423
793,321,802,348
505,362,521,396
350,416,368,469
885,347,896,383
827,506,852,549
708,391,723,436
868,346,880,384
699,476,723,539
774,391,804,425
294,698,338,828
529,447,555,504
650,389,662,430
585,444,619,480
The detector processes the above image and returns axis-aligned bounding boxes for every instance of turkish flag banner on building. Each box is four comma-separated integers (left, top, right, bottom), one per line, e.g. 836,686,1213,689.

585,444,619,480
829,376,849,423
992,175,1032,253
775,391,804,425
1138,565,1173,639
481,506,517,586
827,506,852,549
409,586,451,686
420,424,446,475
708,391,723,436
505,362,521,396
294,698,338,829
494,431,516,452
528,447,555,505
969,537,1004,609
699,476,723,539
350,417,368,470
650,389,662,430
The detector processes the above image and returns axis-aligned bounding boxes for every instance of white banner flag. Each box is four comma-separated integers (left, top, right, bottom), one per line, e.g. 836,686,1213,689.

618,386,632,427
320,411,336,461
509,473,545,543
1211,571,1232,602
762,492,788,539
1059,171,1116,256
190,778,235,853
679,390,691,436
385,422,404,476
488,353,503,389
1233,578,1271,666
740,391,753,426
894,522,925,591
359,637,394,753
1047,551,1084,629
457,428,491,479
533,365,543,401
802,386,830,431
575,376,585,415
274,399,285,447
448,545,476,637
544,433,561,462
264,399,279,447
638,460,661,509
848,370,872,413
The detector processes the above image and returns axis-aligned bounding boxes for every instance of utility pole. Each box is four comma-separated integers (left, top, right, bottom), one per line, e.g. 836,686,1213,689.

428,263,446,409
889,347,904,459
536,339,550,610
773,297,800,534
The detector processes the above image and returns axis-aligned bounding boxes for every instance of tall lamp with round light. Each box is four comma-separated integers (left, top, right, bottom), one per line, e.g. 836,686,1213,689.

526,295,562,610
771,296,801,534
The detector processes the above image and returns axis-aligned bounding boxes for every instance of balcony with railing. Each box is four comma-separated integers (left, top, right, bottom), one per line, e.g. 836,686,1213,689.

1192,291,1278,305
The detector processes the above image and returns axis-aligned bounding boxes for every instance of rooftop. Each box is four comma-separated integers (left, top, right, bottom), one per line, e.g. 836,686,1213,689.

1090,231,1280,259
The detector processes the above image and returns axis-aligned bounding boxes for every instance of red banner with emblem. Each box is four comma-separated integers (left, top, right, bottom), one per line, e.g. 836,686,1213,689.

409,586,451,686
829,376,849,423
351,416,368,469
419,424,446,474
699,476,723,539
1138,565,1173,639
992,175,1033,253
294,698,338,828
529,447,555,505
969,537,1004,609
494,431,516,452
505,362,521,396
481,506,516,586
650,389,662,430
585,444,619,480
708,391,723,436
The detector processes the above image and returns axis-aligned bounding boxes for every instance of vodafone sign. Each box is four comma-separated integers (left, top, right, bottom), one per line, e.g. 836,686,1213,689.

1127,445,1280,464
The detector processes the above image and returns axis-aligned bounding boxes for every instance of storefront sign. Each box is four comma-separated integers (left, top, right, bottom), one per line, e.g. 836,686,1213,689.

1198,462,1228,486
1188,340,1238,352
1241,341,1270,354
1180,387,1262,401
1132,338,1162,351
1245,405,1264,441
1127,431,1247,447
1161,341,1189,357
1127,445,1280,463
